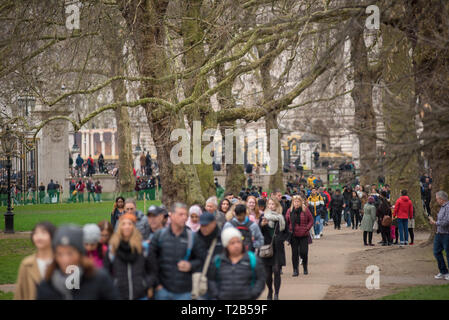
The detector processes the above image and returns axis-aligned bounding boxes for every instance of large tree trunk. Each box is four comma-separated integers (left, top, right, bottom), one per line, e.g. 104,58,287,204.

118,0,205,206
405,0,449,240
349,16,378,186
381,16,426,229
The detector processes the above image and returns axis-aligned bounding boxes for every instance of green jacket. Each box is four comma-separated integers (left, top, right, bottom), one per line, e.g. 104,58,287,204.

361,203,377,232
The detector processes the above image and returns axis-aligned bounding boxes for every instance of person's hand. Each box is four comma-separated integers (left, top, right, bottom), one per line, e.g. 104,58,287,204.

302,204,307,211
261,218,268,226
147,288,154,298
177,260,192,272
429,216,436,225
343,204,346,208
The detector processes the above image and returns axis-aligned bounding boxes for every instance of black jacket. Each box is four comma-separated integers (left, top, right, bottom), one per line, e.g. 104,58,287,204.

207,252,265,300
330,194,345,211
349,197,362,211
37,268,119,300
260,220,286,267
197,226,224,258
103,241,157,300
150,226,205,293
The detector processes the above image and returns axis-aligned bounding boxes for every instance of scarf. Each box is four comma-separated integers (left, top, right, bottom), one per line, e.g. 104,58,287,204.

116,240,139,263
51,268,84,300
292,207,302,226
264,209,285,231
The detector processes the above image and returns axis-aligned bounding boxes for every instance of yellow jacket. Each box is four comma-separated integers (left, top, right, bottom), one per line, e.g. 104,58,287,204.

308,194,324,216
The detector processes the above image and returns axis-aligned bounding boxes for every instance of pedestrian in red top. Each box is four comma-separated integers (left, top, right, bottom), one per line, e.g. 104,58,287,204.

285,195,313,276
393,190,414,245
76,179,85,203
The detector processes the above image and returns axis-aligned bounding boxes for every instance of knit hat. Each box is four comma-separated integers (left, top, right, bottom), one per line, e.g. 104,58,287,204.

53,225,85,254
119,213,137,224
82,224,101,244
221,227,242,248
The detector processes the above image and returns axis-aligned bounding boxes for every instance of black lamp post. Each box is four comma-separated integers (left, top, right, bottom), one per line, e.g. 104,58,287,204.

2,126,16,233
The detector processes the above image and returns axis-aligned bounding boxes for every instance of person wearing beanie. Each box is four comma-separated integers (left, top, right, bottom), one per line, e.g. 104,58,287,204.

83,224,104,268
186,205,202,232
36,225,119,300
206,227,265,300
361,197,377,246
15,222,56,300
104,213,157,300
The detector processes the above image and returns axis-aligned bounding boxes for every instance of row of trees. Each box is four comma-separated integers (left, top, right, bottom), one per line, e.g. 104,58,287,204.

1,1,448,231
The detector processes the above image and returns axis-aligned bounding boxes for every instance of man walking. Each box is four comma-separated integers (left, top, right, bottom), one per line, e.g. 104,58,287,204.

86,178,95,202
150,203,205,300
429,191,449,280
75,179,85,203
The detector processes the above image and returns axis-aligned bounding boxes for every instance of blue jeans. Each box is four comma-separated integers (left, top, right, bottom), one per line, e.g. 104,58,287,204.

433,233,449,274
155,287,192,300
319,218,324,234
324,209,329,223
314,215,321,236
344,206,351,227
397,218,409,244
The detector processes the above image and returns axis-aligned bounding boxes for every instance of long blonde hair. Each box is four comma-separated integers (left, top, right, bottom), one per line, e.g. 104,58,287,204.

225,200,246,221
267,197,282,215
109,218,143,254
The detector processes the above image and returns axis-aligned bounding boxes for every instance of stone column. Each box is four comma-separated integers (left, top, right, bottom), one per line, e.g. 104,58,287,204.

36,110,71,199
111,131,116,156
100,132,105,155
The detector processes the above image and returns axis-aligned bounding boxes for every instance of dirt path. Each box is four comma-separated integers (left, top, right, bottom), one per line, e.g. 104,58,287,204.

0,231,31,240
259,223,439,300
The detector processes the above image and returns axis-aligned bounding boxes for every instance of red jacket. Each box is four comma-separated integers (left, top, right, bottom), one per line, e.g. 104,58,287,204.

394,196,413,219
76,183,85,192
323,191,331,209
286,207,314,237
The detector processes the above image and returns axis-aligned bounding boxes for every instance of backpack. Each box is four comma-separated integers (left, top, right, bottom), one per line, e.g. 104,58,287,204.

230,219,254,252
214,251,257,287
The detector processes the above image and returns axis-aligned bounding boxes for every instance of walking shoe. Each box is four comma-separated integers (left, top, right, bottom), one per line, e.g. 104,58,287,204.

434,273,449,280
369,244,375,246
303,267,308,275
292,269,299,277
274,294,279,300
320,233,323,237
267,291,273,300
409,243,414,245
445,275,449,281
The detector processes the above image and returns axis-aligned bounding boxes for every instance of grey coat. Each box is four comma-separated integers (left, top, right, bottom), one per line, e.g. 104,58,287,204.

361,203,377,232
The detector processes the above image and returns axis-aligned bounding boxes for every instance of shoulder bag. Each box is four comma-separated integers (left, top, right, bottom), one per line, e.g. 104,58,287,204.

191,238,217,300
258,222,278,258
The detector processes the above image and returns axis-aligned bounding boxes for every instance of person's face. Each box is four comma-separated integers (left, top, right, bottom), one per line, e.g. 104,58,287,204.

267,199,276,211
117,199,124,208
275,192,282,201
247,198,256,210
312,189,317,196
32,227,52,250
148,214,164,231
436,196,444,206
55,246,81,274
205,202,217,213
100,229,110,244
352,192,357,198
227,237,243,256
293,198,301,208
171,207,188,228
124,203,136,215
221,201,230,213
190,213,199,224
200,221,217,236
226,195,233,201
84,243,97,252
120,219,134,239
425,178,430,183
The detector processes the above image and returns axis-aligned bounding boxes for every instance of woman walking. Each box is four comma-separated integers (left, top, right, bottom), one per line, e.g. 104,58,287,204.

218,198,231,218
207,228,265,300
361,196,377,246
349,191,362,230
111,196,126,229
259,198,286,300
36,225,119,300
104,213,157,300
15,222,56,300
285,195,313,276
98,220,113,250
83,224,105,268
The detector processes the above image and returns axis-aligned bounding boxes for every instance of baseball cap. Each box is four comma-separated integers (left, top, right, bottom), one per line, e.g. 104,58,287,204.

199,212,215,226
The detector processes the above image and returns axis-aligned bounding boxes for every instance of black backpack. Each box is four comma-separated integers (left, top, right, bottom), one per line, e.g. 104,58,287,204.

230,219,254,252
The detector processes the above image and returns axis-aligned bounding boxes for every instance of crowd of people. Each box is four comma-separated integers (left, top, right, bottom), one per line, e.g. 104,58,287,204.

67,178,103,203
12,170,449,300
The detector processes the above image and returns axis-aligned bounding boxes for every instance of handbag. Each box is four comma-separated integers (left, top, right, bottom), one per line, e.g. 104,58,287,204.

259,222,278,258
191,238,217,300
382,215,392,227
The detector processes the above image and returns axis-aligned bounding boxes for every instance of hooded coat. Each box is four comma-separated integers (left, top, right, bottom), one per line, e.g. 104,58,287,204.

394,196,414,219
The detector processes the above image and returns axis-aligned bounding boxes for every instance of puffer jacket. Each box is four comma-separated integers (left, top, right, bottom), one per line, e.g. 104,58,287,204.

207,252,265,300
308,194,325,217
349,197,362,211
37,268,119,300
150,226,205,294
285,207,314,237
394,196,414,219
330,194,345,211
103,241,157,300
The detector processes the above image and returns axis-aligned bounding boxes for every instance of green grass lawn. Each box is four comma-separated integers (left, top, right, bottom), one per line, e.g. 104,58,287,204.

0,291,13,300
0,239,35,285
381,284,449,300
0,200,161,232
